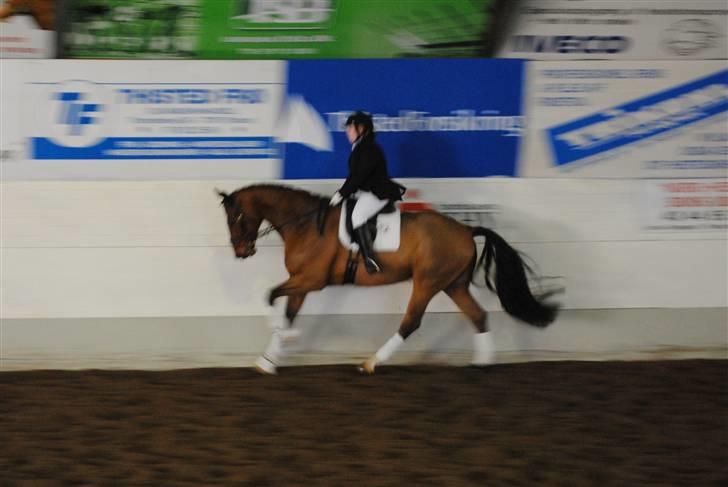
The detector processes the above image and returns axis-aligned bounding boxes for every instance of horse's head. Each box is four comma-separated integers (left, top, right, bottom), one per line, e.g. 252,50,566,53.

217,189,263,259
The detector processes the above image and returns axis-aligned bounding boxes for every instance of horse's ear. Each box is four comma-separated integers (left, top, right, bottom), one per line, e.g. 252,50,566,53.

215,188,230,206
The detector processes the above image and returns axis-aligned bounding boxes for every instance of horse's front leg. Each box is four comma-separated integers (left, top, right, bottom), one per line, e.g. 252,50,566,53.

255,294,307,375
256,274,324,375
267,293,307,341
268,274,326,306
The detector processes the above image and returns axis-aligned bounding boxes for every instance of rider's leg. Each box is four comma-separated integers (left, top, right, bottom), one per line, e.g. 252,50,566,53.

351,192,389,274
354,225,379,273
351,191,389,227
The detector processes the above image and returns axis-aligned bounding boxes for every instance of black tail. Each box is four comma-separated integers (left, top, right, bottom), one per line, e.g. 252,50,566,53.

472,227,558,328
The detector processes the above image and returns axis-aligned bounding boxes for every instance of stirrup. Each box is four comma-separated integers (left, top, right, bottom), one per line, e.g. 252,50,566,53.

364,257,381,274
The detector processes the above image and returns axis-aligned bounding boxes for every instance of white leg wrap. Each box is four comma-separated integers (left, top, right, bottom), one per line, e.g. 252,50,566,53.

267,299,300,344
472,331,496,366
255,331,284,374
267,299,287,331
374,333,405,365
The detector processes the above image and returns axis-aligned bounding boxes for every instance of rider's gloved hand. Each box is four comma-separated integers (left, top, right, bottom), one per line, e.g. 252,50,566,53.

329,192,343,207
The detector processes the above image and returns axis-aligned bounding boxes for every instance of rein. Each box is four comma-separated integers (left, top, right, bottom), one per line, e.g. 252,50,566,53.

255,201,329,240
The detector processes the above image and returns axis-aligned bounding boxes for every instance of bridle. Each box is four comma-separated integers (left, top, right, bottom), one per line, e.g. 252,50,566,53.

229,212,258,247
230,205,327,247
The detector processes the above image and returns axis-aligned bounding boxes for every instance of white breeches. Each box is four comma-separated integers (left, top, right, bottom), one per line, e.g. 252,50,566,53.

351,191,389,229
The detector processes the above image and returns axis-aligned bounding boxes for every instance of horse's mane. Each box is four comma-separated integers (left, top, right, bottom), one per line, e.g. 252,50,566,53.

235,183,329,206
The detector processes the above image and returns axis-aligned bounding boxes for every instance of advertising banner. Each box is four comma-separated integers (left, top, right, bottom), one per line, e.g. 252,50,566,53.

61,0,201,59
2,60,286,180
499,0,727,60
61,0,502,59
641,179,728,231
0,0,55,58
282,58,525,179
0,59,25,164
199,0,497,59
28,63,282,160
520,61,728,178
3,58,526,180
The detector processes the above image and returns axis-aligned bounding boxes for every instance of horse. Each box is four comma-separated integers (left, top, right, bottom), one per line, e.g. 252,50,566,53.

217,184,558,374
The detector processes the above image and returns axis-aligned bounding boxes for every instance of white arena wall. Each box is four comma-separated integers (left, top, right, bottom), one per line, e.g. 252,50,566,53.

2,178,726,370
1,58,726,370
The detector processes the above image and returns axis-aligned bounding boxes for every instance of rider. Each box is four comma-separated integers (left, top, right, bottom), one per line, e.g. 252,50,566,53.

329,111,405,274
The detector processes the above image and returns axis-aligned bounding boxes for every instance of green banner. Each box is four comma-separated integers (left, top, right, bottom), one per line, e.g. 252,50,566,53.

62,0,202,58
62,0,496,59
200,0,495,59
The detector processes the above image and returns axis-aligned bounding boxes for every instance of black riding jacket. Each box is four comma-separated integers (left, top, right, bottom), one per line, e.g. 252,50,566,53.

338,133,405,201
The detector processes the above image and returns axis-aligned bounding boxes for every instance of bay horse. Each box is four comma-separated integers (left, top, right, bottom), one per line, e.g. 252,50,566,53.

217,184,558,374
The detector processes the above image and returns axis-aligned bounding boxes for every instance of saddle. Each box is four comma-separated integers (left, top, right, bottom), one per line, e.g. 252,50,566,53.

344,199,396,244
338,199,400,252
338,198,401,284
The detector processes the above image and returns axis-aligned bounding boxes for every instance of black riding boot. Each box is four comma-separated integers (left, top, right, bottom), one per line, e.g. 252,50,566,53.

355,225,381,274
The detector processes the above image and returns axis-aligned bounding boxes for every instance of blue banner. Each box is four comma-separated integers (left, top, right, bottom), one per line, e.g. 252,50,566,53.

282,59,525,179
32,137,279,159
547,69,728,167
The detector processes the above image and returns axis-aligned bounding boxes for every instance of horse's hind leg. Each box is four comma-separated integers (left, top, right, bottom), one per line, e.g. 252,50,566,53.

359,280,439,375
445,282,495,366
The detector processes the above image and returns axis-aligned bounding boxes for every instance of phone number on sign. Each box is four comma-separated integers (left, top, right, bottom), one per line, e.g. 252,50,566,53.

661,209,727,221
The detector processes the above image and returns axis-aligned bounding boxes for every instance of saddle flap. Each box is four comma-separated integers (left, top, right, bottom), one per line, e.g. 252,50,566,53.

338,200,401,252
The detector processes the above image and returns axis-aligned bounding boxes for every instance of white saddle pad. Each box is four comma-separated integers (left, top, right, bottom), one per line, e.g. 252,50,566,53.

338,201,401,252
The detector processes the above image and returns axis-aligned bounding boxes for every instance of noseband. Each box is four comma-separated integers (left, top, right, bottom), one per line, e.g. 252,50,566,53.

230,212,258,248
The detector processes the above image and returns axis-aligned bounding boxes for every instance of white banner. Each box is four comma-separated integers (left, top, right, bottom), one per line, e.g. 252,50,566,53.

641,179,728,231
0,15,54,58
2,60,286,180
499,0,728,60
520,61,728,178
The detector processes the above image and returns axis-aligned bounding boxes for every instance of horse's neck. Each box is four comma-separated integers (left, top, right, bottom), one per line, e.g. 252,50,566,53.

254,189,315,239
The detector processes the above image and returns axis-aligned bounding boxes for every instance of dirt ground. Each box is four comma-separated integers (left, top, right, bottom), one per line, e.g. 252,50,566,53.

1,359,726,486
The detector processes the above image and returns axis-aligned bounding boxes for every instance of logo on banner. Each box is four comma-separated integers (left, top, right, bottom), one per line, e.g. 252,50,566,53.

510,35,630,54
325,110,523,137
231,0,335,29
49,80,111,148
56,92,100,135
663,19,722,57
547,69,728,167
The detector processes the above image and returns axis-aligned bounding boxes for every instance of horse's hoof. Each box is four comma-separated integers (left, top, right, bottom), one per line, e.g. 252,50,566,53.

357,360,376,375
254,356,277,375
